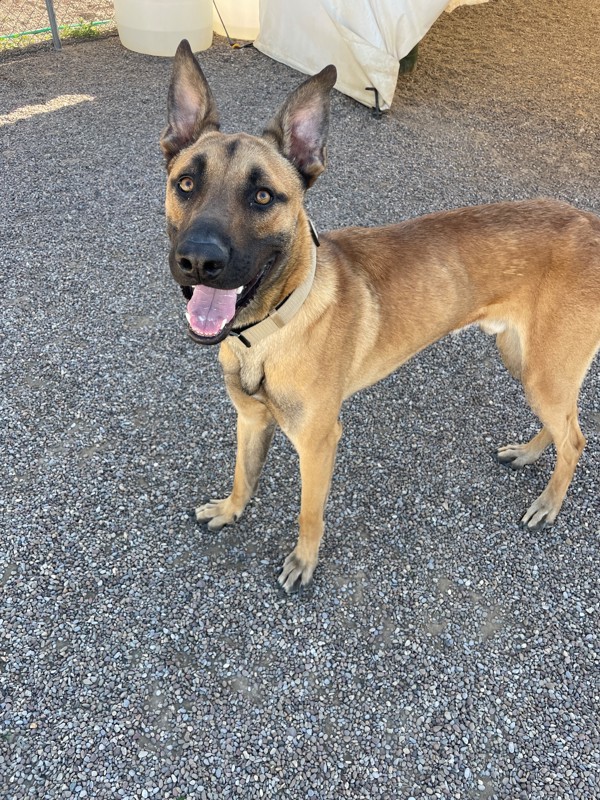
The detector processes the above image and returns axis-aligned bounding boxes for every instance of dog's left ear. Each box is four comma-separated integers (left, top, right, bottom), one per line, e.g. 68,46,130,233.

263,65,337,188
160,39,220,165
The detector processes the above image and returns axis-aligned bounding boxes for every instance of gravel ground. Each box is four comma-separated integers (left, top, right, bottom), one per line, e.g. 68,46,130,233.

1,1,599,798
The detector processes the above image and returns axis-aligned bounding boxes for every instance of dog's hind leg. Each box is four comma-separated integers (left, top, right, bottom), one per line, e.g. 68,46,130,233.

496,326,553,468
518,362,589,530
278,416,343,592
520,404,585,530
196,395,276,530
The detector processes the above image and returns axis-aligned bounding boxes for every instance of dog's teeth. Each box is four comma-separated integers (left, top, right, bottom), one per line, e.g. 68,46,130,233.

236,286,244,295
219,319,228,331
185,312,191,324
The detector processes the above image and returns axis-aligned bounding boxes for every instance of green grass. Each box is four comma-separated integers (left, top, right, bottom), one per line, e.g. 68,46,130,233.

0,19,111,52
63,19,103,40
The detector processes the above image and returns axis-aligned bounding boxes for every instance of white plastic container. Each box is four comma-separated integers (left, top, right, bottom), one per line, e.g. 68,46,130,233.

213,0,259,41
115,0,213,57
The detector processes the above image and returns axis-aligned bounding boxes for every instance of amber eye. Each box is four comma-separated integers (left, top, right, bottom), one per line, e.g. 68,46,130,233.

254,189,273,206
177,176,194,193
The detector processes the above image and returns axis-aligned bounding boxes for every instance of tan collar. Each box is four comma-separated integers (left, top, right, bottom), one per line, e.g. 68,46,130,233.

229,222,319,348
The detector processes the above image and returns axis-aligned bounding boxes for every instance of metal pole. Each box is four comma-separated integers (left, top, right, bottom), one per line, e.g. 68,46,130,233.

44,0,62,50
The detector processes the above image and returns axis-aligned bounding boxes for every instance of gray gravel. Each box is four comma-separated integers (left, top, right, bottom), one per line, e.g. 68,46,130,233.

1,1,599,798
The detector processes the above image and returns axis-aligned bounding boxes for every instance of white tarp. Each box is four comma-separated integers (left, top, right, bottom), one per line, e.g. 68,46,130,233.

254,0,488,110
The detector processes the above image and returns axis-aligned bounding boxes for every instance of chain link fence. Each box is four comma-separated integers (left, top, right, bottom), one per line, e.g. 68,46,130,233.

1,0,116,57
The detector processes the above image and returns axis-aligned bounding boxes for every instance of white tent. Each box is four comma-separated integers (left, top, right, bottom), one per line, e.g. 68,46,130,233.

255,0,489,110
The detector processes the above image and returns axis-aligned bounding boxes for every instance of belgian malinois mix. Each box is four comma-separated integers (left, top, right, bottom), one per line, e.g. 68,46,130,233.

161,41,600,592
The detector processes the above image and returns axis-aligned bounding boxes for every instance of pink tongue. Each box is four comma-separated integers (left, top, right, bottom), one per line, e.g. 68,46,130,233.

187,285,238,337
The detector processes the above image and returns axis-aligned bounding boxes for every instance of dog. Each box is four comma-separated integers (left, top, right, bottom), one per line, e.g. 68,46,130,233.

161,40,600,592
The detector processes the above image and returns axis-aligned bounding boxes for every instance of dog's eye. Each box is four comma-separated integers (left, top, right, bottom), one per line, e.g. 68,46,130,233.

254,189,273,206
177,176,195,194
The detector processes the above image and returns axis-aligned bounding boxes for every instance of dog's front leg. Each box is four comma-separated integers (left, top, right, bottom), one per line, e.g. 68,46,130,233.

196,392,276,530
278,418,342,592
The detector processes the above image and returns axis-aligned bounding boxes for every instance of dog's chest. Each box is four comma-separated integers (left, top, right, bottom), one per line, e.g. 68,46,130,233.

220,339,304,431
238,356,265,396
221,339,268,396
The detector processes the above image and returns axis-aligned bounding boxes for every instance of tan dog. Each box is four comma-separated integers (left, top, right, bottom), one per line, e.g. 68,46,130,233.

161,41,600,591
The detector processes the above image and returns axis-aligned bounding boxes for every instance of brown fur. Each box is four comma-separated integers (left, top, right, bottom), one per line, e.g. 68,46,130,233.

162,42,600,591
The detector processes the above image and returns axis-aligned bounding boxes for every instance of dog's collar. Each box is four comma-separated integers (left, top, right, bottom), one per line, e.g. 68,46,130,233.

229,220,319,348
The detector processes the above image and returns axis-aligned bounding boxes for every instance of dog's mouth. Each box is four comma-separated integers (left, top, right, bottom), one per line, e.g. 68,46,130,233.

182,255,277,345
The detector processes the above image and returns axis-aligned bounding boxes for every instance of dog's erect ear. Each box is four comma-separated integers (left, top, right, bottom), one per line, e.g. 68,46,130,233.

263,65,337,189
160,39,220,165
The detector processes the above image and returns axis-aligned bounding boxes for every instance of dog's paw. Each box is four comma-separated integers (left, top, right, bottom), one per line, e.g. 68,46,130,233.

278,548,317,594
195,497,243,531
497,443,535,469
521,490,559,531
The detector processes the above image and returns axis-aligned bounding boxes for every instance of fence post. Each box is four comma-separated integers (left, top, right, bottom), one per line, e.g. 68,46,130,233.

44,0,62,50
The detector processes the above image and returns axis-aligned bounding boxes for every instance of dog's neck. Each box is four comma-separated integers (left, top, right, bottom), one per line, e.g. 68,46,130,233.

229,220,319,348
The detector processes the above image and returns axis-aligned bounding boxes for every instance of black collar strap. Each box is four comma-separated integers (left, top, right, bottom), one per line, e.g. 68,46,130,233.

229,220,319,348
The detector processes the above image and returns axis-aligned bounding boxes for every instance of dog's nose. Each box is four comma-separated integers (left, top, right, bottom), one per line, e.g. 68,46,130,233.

175,234,229,281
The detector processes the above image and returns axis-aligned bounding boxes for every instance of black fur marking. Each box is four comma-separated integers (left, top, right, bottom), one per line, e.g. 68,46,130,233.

189,153,206,176
248,166,268,187
226,139,240,158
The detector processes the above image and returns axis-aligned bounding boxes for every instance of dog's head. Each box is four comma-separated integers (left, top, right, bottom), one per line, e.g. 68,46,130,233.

160,40,337,345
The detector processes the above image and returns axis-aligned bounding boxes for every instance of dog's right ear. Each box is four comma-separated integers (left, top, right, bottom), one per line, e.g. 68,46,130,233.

160,39,220,165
